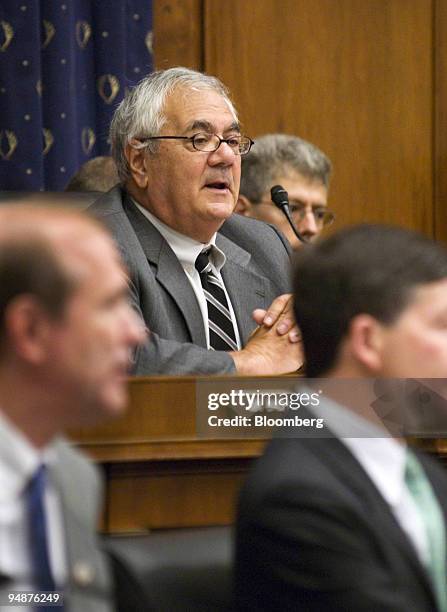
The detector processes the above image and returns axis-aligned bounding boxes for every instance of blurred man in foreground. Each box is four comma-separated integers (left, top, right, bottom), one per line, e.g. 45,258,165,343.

236,225,447,611
90,68,302,376
237,133,333,249
0,205,144,611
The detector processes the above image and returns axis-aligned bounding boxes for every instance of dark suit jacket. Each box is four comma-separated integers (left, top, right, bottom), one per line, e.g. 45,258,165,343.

235,423,447,611
89,187,291,375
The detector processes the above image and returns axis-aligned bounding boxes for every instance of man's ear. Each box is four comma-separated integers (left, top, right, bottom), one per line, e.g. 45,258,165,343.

347,314,385,373
125,140,149,189
4,296,54,365
234,195,253,217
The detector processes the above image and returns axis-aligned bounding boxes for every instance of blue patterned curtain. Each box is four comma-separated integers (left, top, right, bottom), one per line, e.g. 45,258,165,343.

0,0,153,190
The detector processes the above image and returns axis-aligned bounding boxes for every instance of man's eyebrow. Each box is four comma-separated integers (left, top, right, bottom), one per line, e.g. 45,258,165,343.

185,120,241,133
289,200,327,208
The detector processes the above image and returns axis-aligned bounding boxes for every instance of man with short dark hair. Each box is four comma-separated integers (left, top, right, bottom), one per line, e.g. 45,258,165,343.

0,205,144,611
237,133,334,249
90,68,302,376
236,225,447,611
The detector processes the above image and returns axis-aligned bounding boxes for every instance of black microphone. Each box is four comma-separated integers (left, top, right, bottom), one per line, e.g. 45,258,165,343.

270,185,307,244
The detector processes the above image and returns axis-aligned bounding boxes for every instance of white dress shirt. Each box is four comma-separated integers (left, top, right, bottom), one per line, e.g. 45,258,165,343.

133,199,242,349
0,410,67,596
309,395,430,566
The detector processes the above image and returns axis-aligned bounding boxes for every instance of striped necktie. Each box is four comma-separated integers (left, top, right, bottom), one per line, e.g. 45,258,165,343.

405,451,447,611
195,249,239,351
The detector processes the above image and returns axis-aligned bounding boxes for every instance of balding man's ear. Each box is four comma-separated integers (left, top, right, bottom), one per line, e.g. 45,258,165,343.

4,296,53,365
235,195,253,217
347,314,384,373
125,141,149,189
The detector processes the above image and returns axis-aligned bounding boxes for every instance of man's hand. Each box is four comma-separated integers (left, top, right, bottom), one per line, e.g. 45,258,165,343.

230,299,304,375
252,293,301,343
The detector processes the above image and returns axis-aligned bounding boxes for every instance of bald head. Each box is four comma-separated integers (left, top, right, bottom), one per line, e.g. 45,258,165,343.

0,205,117,347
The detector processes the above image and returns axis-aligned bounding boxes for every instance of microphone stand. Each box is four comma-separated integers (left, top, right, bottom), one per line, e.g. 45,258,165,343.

270,185,307,245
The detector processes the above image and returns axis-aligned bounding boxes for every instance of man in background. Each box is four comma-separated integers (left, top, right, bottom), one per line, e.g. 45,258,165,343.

0,205,144,611
237,224,447,611
237,133,334,249
65,156,119,192
90,68,302,376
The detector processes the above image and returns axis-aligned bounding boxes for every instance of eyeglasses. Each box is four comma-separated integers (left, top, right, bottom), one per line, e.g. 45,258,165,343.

137,132,254,155
288,202,335,227
260,200,335,227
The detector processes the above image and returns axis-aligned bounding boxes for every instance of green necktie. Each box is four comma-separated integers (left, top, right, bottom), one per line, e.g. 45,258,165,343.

405,450,447,611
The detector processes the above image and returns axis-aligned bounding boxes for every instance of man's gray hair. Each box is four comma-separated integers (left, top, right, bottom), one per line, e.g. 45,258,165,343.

240,133,332,203
110,67,238,183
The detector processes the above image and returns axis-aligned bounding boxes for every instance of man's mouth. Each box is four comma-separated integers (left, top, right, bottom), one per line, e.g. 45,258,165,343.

204,180,230,191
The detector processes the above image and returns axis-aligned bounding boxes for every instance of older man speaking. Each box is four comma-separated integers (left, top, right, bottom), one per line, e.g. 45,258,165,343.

90,67,301,375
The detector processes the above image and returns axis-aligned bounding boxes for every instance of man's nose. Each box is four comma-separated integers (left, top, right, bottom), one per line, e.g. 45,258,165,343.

296,208,319,237
125,308,147,348
207,141,238,166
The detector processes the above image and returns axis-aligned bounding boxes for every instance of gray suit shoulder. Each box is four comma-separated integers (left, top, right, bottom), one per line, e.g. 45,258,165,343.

89,187,291,255
53,437,99,479
52,437,103,519
220,211,292,256
88,186,125,218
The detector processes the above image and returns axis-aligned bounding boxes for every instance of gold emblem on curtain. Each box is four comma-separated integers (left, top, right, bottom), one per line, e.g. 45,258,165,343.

0,130,17,160
97,75,120,104
42,129,54,156
42,20,55,49
0,21,14,52
145,31,153,54
81,128,96,154
76,21,91,49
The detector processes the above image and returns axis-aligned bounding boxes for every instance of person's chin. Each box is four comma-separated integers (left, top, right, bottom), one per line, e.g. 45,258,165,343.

206,199,235,220
292,240,304,250
95,381,129,419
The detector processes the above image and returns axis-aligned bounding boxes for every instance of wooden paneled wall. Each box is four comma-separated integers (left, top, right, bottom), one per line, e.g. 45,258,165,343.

154,0,447,242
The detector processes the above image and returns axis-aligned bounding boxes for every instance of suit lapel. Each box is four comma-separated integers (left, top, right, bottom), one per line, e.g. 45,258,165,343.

48,453,112,606
217,233,268,345
123,195,271,347
312,435,437,606
156,240,206,345
123,196,206,345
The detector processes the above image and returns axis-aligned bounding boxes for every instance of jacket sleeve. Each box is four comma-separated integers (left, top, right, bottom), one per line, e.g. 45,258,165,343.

236,484,433,612
132,333,236,375
126,273,236,375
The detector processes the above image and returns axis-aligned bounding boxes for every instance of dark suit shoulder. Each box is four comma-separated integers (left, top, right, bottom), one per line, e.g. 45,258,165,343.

236,437,438,612
241,437,355,505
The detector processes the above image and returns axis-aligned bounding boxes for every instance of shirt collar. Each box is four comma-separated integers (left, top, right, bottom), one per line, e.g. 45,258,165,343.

132,199,226,271
0,410,57,501
309,393,407,508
